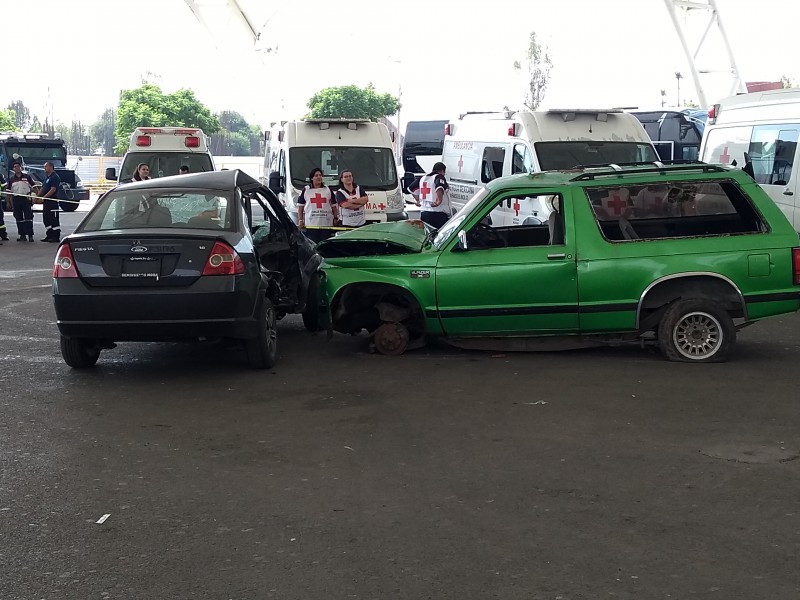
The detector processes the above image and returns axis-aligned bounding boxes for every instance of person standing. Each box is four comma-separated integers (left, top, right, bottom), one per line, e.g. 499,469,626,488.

179,165,190,175
5,161,36,242
298,167,338,243
0,170,8,242
334,169,369,228
39,161,62,242
417,162,452,229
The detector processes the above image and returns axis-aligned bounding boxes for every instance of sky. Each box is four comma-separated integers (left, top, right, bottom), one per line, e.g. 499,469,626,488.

5,0,800,135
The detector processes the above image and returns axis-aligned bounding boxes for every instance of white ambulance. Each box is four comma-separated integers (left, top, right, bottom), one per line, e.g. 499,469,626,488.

265,119,406,223
442,109,658,224
699,88,800,231
105,127,215,183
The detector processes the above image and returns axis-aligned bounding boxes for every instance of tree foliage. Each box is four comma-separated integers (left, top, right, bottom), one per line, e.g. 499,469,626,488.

6,100,31,130
210,110,263,156
115,84,220,153
513,31,553,110
306,84,400,120
0,109,16,131
90,107,117,156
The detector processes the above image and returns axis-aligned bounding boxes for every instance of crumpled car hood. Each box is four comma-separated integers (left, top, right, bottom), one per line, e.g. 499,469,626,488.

316,220,432,258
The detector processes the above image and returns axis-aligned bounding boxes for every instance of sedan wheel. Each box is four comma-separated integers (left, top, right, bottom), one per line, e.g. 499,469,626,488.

657,299,735,363
245,298,277,369
60,336,101,368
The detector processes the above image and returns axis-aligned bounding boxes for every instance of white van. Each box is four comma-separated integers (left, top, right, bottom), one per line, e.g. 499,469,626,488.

266,119,405,223
105,127,215,183
699,88,800,231
442,109,658,224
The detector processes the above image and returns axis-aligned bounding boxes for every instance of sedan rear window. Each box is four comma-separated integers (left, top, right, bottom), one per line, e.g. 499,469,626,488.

80,189,233,231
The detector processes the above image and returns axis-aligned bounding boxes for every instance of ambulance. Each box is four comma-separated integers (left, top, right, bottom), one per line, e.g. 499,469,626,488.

699,88,800,232
442,109,658,225
105,127,215,183
265,119,406,224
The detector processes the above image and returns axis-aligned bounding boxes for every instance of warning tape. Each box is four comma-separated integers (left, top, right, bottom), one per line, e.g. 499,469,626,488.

301,225,357,231
3,190,82,206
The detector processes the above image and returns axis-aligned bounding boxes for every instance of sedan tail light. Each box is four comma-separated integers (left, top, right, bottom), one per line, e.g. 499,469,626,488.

53,244,79,278
202,241,245,276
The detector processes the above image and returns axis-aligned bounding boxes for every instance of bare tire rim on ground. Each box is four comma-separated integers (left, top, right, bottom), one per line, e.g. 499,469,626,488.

672,311,722,360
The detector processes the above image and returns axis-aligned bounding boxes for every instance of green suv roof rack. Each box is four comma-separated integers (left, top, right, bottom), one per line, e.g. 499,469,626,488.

570,161,728,181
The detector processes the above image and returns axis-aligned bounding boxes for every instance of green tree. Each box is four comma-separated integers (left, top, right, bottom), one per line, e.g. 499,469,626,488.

513,31,553,110
6,100,31,130
0,109,16,131
90,107,117,156
306,84,400,120
781,75,796,88
115,84,221,153
210,110,264,156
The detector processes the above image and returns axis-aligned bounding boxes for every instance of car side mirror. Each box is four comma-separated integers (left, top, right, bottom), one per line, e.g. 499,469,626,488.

105,167,117,181
268,171,285,194
457,229,468,251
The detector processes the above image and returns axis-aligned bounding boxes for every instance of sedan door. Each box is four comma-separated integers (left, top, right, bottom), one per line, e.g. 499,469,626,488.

433,190,578,336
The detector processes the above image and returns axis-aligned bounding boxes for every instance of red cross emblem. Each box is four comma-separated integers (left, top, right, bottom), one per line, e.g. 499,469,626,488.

513,199,520,216
377,202,386,210
606,193,628,216
310,192,327,209
458,156,464,173
419,181,431,200
719,146,730,164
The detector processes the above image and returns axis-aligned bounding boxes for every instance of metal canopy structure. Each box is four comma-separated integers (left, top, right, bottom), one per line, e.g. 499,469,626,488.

662,0,747,107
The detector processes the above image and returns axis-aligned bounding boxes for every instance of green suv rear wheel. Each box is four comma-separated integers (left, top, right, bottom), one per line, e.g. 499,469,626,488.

658,299,735,363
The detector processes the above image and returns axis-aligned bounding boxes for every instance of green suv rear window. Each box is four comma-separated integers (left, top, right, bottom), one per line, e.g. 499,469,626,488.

585,180,766,241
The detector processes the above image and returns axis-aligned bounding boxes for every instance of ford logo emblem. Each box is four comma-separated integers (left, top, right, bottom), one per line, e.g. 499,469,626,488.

131,245,148,253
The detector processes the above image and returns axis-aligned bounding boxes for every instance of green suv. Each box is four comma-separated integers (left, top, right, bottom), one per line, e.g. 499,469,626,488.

312,163,800,362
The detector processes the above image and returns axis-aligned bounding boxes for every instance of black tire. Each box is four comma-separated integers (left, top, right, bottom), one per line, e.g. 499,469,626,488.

301,273,323,332
60,336,101,368
244,298,278,369
657,299,735,363
59,200,78,212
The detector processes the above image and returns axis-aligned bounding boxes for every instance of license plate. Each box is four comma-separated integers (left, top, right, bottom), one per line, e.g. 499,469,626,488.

121,256,161,278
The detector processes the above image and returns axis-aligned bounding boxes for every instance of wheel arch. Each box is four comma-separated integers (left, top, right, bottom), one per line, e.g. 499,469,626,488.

637,272,747,330
330,281,427,338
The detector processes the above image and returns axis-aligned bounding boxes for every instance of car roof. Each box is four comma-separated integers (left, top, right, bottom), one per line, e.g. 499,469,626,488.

484,162,742,192
116,169,260,192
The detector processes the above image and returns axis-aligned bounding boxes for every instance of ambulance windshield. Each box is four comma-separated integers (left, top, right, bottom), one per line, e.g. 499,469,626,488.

535,142,658,170
119,153,215,182
289,147,398,191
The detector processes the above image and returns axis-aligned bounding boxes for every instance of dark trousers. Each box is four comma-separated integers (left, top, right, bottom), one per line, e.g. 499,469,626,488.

421,211,450,229
43,199,61,233
0,201,7,238
12,197,34,237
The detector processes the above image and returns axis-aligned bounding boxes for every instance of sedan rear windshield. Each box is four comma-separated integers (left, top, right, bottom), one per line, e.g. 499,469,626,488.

80,188,234,231
535,142,658,170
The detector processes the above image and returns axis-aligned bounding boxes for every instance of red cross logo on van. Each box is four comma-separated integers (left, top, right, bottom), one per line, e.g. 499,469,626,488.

719,147,730,164
458,156,464,173
513,199,520,216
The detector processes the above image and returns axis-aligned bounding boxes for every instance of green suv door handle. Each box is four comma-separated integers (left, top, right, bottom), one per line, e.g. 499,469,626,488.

547,253,567,260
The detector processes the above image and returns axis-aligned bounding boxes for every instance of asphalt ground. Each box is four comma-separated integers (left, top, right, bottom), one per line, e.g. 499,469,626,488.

1,207,799,599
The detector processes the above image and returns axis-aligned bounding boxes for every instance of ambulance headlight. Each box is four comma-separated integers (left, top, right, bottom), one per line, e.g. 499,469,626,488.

387,189,403,210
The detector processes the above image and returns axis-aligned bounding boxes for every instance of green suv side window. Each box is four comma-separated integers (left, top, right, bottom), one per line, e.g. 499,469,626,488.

465,193,564,249
585,180,766,242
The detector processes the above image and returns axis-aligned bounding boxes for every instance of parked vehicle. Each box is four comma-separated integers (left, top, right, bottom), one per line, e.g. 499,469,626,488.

400,119,447,193
53,170,321,369
0,132,90,212
265,119,406,224
700,88,800,231
630,109,705,161
312,162,800,362
105,127,215,183
442,109,658,224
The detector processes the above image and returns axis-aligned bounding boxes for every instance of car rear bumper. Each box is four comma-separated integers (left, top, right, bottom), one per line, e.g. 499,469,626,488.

54,277,261,341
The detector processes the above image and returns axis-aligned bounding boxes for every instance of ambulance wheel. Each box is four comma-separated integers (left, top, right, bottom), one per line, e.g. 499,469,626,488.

657,299,735,363
373,322,410,356
60,335,101,368
302,273,323,332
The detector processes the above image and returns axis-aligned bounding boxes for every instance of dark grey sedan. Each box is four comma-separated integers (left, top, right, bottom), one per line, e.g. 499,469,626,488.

53,170,322,368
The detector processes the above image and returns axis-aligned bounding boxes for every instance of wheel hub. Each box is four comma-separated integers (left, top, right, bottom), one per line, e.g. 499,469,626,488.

674,312,721,359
